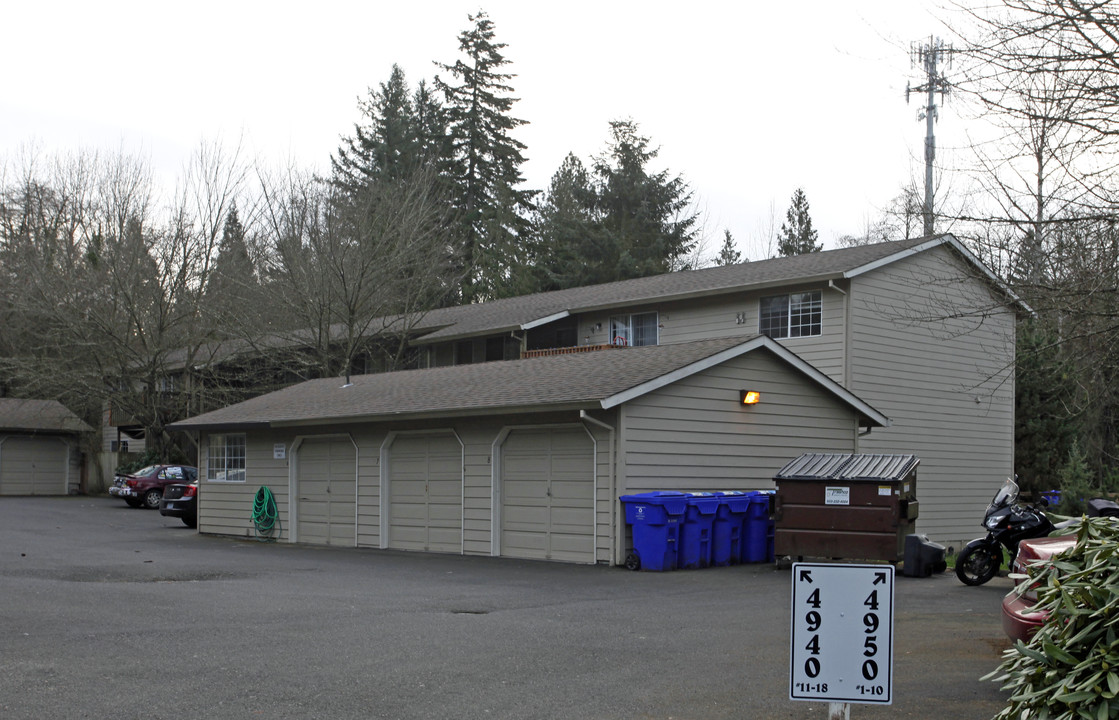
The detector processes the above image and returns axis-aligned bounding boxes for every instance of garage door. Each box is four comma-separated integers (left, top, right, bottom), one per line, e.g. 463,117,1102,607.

387,434,462,553
501,428,595,563
295,438,356,546
0,437,68,495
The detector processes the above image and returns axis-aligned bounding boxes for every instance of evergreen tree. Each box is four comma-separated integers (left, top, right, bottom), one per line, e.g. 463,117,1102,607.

1015,318,1078,497
332,65,427,192
777,188,822,256
592,119,697,279
716,229,743,265
523,153,605,291
204,203,258,331
435,11,535,302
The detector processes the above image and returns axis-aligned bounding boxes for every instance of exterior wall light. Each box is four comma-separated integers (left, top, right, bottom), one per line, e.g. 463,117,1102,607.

740,390,761,405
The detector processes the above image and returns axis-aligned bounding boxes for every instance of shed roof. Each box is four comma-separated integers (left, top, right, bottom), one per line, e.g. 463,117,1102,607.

0,399,94,434
169,336,888,431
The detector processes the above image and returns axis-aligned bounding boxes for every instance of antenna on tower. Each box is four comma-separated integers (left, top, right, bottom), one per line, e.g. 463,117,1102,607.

907,36,953,237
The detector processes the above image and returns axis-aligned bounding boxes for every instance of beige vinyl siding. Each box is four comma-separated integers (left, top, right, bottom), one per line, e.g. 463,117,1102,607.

583,419,616,564
193,414,618,563
848,246,1016,545
356,429,381,548
198,430,292,539
573,287,848,381
460,424,495,556
619,349,860,493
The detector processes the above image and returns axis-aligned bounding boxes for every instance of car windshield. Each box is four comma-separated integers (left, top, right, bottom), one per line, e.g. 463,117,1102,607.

991,478,1019,509
133,466,161,478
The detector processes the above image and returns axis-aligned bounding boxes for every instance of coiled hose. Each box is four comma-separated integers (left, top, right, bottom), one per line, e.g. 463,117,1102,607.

252,486,281,542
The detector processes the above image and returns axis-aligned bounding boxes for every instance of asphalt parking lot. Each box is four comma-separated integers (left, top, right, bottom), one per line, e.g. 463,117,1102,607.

0,497,1012,719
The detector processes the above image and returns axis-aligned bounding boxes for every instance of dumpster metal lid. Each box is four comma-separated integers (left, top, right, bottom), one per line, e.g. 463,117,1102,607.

775,453,919,482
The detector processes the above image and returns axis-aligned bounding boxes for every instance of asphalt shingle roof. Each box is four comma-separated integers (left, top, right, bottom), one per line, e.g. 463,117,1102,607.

171,337,770,429
0,399,93,433
407,236,940,341
166,235,992,371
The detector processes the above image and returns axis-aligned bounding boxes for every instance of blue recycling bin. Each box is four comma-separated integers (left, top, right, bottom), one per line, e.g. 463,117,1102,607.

679,492,721,569
712,492,752,566
620,492,688,571
742,491,775,563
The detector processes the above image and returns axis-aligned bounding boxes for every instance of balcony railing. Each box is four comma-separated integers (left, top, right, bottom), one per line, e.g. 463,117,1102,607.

521,343,625,359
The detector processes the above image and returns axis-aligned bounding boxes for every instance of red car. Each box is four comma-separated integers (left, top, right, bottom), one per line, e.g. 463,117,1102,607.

1001,534,1077,642
111,465,198,510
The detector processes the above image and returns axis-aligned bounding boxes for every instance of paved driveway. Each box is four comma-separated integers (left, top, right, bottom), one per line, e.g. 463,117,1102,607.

0,497,1011,719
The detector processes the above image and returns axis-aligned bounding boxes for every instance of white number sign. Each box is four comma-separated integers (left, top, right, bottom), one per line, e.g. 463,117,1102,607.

789,563,894,705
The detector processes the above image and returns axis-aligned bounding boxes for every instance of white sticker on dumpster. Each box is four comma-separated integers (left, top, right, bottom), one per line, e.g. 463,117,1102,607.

824,487,850,505
789,563,894,705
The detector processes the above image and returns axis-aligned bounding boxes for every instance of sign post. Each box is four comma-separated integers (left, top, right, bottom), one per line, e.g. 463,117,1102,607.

790,563,895,713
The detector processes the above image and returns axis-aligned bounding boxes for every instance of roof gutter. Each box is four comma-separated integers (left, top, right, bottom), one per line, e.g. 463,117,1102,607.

267,401,602,428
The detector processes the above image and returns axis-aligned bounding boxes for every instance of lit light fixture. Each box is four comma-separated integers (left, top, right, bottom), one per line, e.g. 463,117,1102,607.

740,390,761,405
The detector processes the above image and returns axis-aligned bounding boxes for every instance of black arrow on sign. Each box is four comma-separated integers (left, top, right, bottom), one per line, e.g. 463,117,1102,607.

873,571,887,585
799,569,813,583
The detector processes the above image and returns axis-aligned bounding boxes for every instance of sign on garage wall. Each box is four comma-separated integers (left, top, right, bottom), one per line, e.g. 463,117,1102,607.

789,563,894,705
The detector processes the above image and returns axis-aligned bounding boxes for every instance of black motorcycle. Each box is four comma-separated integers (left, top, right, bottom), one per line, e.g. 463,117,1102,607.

956,477,1054,586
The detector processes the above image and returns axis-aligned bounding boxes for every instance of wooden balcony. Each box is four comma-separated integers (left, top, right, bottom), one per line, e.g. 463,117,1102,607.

521,344,625,359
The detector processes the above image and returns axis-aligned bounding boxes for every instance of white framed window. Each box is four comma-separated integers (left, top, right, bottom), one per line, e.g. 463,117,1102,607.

609,312,659,346
207,433,246,482
759,291,822,339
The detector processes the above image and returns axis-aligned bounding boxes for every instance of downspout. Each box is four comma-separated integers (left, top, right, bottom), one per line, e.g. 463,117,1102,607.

580,410,616,565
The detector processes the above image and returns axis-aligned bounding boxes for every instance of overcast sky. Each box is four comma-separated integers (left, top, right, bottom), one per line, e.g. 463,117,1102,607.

2,1,965,260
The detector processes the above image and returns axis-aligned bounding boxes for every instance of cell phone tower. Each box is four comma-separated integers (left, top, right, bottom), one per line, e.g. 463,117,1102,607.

907,37,953,237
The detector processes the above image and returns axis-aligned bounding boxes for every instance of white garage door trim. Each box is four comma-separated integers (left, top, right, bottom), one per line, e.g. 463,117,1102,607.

0,435,71,495
379,430,464,553
491,424,597,563
288,434,358,546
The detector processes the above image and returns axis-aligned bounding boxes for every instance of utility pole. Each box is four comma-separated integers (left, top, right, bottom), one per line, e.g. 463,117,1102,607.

907,37,952,237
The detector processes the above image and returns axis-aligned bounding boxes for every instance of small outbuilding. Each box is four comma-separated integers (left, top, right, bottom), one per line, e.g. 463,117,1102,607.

0,399,92,495
170,336,890,566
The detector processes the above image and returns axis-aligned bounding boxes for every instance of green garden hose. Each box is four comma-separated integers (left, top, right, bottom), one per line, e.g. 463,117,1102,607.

252,486,281,542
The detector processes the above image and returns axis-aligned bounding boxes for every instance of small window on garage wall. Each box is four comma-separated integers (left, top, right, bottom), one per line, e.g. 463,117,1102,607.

208,433,246,482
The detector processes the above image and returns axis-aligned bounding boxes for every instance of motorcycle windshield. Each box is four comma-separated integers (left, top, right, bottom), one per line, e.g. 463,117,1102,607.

990,479,1019,509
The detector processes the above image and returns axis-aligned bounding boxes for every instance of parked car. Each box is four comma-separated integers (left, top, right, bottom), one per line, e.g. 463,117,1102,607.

113,465,198,509
107,475,128,498
1000,534,1076,642
1001,499,1119,642
159,479,198,527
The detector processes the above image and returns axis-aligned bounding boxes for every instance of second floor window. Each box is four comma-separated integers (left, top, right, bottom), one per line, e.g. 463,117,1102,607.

759,291,822,338
610,312,658,346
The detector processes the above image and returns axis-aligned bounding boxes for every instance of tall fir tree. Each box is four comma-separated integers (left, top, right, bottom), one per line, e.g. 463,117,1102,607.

435,11,535,302
204,203,258,333
333,65,431,191
592,119,697,280
524,152,605,291
716,229,743,265
777,188,822,256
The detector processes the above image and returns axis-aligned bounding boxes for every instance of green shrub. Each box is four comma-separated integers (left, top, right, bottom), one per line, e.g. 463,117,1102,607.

115,449,161,475
986,517,1119,719
1056,441,1099,516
